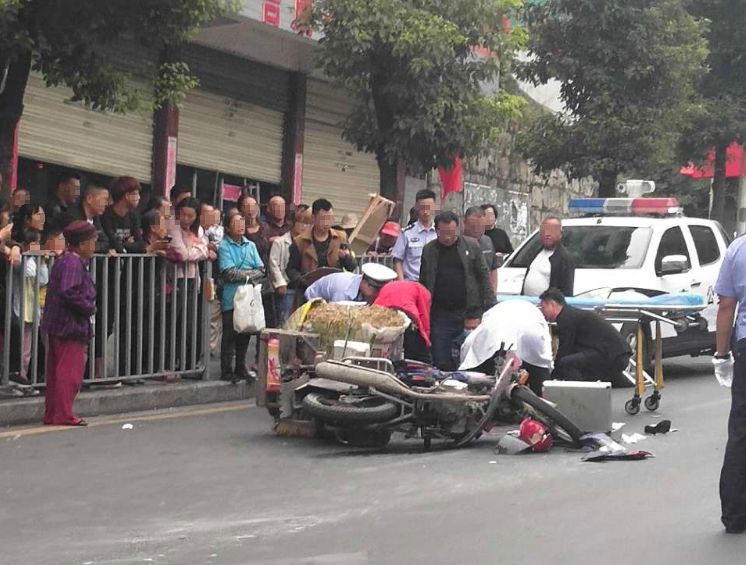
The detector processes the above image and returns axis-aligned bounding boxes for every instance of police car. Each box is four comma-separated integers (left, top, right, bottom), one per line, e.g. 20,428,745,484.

498,195,730,366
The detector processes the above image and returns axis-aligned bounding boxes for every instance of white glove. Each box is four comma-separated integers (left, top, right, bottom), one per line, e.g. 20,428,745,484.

713,354,734,388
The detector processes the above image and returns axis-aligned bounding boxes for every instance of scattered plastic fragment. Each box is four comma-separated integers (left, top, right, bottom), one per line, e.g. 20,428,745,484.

621,433,647,444
121,423,134,430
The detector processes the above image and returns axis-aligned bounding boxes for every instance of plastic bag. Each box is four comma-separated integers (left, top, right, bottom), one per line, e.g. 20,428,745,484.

233,283,265,333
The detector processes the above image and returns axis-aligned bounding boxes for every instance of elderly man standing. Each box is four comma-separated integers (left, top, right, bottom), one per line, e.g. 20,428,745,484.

419,210,495,370
266,193,291,241
463,206,498,293
714,235,746,534
522,216,575,297
392,189,437,281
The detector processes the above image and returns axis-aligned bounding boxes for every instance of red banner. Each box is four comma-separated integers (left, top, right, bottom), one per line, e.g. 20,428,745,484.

438,157,464,200
680,142,745,179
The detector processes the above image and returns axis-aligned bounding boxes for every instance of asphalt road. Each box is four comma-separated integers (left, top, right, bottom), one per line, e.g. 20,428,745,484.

1,357,743,565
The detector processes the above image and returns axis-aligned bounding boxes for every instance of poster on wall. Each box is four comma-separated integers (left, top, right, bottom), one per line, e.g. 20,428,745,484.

463,182,530,246
165,136,177,195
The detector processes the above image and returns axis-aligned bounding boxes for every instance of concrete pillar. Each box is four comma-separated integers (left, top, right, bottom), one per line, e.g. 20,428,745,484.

281,72,307,205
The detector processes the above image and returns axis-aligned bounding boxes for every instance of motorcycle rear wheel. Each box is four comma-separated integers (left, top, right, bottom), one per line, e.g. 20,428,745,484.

511,386,584,447
303,392,398,424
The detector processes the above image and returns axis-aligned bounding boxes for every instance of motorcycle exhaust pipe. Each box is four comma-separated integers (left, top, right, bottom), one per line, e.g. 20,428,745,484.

315,361,490,402
316,361,412,396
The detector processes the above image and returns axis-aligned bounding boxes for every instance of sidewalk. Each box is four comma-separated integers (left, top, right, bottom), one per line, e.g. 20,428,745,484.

0,356,255,427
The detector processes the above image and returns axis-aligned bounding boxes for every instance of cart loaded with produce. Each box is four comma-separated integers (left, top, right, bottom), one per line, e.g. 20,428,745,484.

257,299,584,450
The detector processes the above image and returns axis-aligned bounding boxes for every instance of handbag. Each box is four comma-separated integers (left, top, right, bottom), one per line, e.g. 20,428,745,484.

233,282,266,333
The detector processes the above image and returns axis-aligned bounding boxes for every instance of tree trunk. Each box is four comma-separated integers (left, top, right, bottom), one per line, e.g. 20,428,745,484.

377,152,398,202
710,140,729,224
0,50,31,197
597,169,618,198
370,71,399,202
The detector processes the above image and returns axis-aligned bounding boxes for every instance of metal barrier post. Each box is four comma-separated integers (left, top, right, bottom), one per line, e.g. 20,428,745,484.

87,257,97,381
201,261,212,380
113,258,121,379
170,263,178,371
29,254,44,385
1,263,10,387
124,256,133,377
137,256,144,376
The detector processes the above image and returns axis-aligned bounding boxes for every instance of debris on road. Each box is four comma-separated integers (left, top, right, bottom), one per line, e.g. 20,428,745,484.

621,433,647,444
581,433,654,462
644,419,672,435
121,423,134,430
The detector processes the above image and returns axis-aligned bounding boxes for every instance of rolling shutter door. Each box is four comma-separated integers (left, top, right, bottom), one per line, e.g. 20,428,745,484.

177,88,284,183
302,79,380,217
18,73,154,182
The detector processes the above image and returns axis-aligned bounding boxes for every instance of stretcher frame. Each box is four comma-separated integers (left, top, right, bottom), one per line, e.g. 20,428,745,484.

584,303,707,415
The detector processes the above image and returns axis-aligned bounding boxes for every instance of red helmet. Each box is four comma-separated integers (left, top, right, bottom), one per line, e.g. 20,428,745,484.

519,418,553,452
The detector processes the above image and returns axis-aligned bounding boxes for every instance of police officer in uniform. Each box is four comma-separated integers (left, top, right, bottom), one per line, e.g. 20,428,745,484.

392,189,438,281
305,263,398,304
714,235,746,533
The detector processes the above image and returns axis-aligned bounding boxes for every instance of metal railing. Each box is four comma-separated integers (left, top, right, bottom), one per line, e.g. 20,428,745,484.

0,253,212,388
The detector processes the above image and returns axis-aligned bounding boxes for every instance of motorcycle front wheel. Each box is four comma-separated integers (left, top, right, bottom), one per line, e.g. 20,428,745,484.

511,386,584,447
302,392,398,424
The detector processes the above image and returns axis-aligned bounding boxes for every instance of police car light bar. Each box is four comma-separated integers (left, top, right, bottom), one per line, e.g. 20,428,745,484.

568,197,681,216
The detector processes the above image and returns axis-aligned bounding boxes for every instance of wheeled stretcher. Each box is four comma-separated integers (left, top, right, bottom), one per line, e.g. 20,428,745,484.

495,292,708,414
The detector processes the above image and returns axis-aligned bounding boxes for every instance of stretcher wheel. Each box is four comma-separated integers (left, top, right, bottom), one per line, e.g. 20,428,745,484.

644,395,660,412
625,398,641,416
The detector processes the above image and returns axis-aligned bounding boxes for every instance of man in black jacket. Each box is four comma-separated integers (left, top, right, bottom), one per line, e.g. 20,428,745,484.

46,171,80,234
539,288,631,381
419,210,495,370
522,216,575,297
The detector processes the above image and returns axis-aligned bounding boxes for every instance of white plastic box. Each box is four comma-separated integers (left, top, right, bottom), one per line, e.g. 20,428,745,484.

333,340,371,360
542,380,612,433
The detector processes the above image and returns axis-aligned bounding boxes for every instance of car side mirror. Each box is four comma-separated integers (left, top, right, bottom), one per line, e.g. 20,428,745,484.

660,254,689,275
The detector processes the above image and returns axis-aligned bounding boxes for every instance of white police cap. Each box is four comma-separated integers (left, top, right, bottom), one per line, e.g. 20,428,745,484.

361,263,397,288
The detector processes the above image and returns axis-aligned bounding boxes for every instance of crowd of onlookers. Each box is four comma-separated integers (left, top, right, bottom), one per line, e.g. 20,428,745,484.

0,170,529,423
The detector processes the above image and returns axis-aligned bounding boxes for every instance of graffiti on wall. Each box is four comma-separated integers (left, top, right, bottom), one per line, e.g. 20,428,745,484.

464,183,530,245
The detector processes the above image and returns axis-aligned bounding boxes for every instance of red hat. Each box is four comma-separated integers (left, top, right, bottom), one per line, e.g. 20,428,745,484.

63,220,97,246
380,221,401,238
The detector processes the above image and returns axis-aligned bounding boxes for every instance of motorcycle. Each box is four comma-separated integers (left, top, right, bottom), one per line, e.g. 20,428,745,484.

291,352,584,450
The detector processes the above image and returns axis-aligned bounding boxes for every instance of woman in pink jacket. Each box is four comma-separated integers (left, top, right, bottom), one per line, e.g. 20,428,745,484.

168,197,209,371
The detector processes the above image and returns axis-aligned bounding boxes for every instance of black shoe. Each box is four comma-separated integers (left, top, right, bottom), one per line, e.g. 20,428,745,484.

725,523,746,534
221,372,235,382
644,420,671,435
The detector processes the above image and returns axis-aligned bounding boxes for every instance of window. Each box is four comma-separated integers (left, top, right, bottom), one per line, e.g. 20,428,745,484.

655,227,690,273
509,225,652,270
689,225,721,266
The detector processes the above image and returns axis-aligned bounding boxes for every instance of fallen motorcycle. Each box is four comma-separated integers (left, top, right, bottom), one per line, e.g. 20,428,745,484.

266,342,584,450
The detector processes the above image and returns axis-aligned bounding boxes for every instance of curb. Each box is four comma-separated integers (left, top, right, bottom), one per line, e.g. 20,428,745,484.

0,379,254,428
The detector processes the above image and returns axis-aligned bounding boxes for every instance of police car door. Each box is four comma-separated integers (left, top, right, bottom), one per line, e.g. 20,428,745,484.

683,223,724,332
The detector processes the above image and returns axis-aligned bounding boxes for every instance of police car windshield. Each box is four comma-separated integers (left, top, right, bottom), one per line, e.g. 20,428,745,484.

511,226,653,269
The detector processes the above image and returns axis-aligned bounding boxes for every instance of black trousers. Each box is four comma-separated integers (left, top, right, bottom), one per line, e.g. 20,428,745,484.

721,340,746,529
403,325,432,364
552,350,630,382
221,310,251,377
